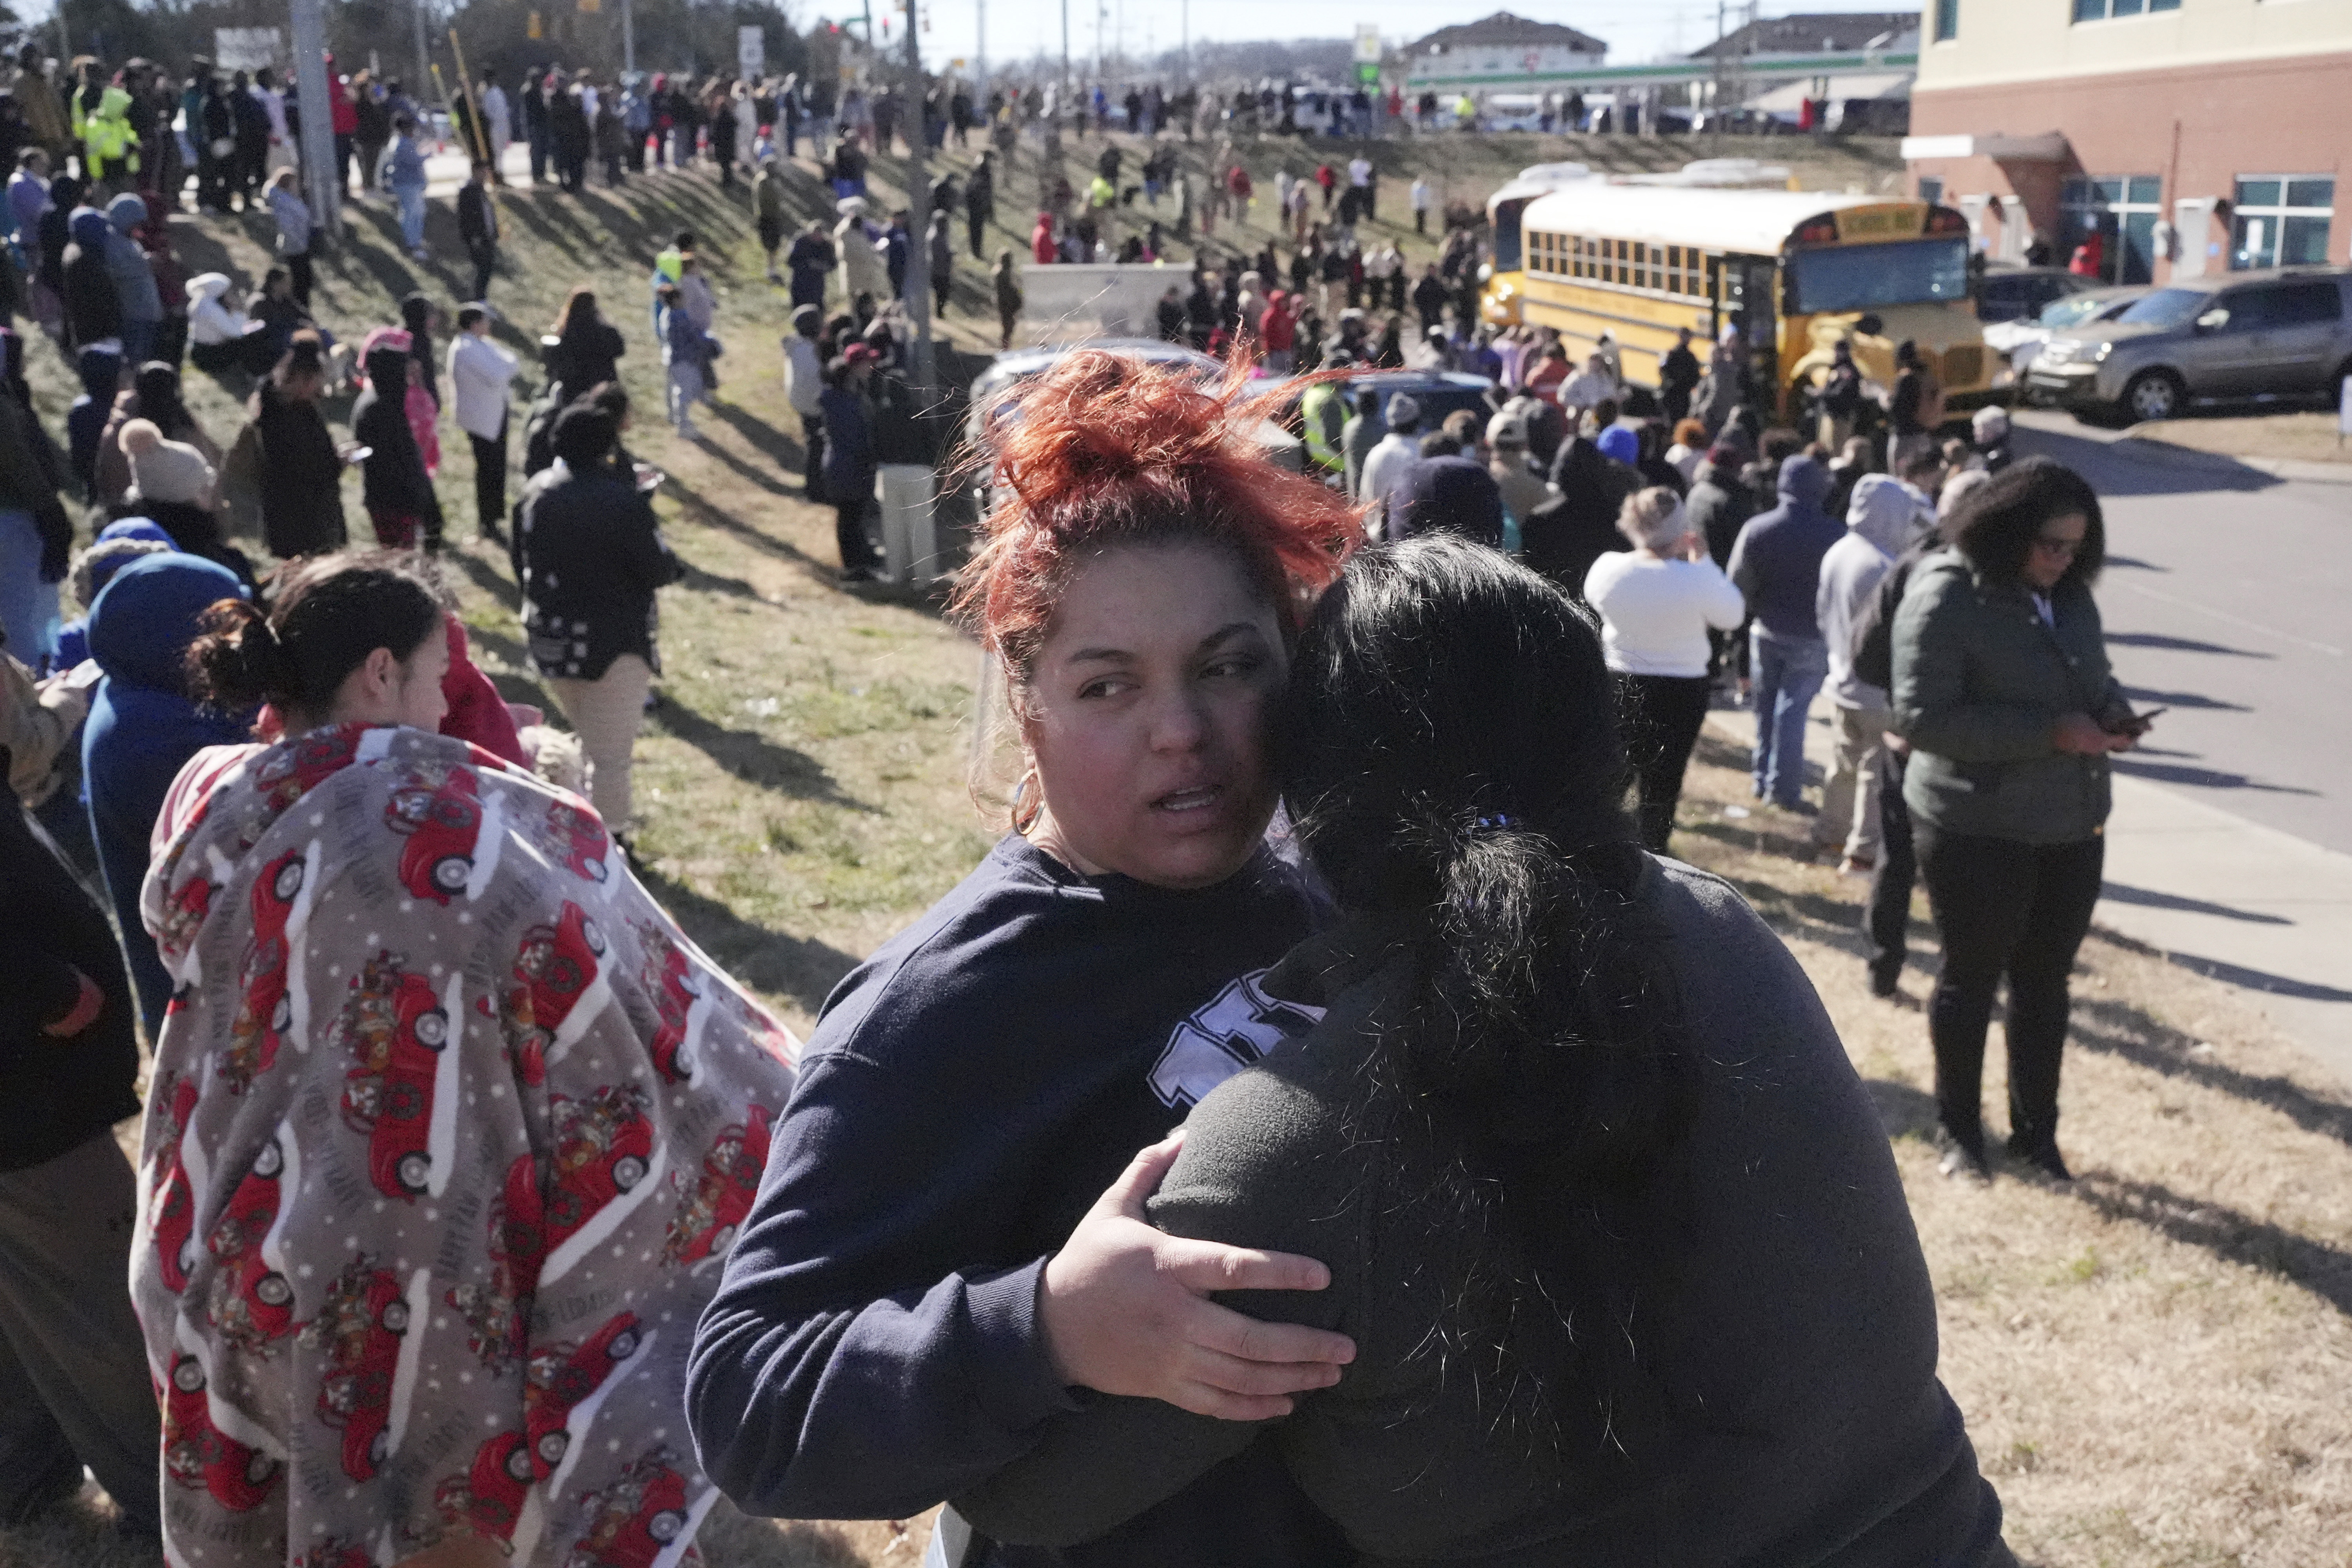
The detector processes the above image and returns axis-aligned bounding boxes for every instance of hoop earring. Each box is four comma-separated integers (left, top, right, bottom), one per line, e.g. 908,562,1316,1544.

1010,768,1042,834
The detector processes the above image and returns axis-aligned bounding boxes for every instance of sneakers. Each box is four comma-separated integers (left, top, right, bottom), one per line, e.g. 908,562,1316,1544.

1936,1127,1993,1185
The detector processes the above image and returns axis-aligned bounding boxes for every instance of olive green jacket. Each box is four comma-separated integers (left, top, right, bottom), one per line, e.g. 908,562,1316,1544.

1891,550,2125,844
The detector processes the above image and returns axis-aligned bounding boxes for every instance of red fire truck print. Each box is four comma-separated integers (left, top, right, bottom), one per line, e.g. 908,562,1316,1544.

541,796,613,888
523,1311,649,1490
160,1344,283,1512
501,900,612,1081
149,1074,206,1295
290,1541,375,1568
338,953,463,1200
223,845,317,1093
638,925,704,1085
445,1151,544,1374
435,1429,542,1552
385,761,502,903
663,1106,772,1268
539,1086,662,1286
566,1448,713,1568
252,726,364,814
303,1254,427,1482
203,1122,302,1355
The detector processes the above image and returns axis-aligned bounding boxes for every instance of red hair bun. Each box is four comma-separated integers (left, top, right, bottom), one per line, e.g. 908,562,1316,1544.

953,350,1363,677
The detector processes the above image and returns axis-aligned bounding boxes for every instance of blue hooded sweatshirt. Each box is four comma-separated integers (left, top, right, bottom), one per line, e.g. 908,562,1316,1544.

67,341,121,496
104,193,163,325
83,552,253,1029
1726,453,1845,642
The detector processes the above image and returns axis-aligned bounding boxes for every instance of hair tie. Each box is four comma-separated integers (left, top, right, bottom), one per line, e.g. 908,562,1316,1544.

1475,814,1519,832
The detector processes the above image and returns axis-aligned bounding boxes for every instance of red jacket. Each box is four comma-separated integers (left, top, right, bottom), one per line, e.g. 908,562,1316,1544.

438,620,526,767
1260,294,1295,352
328,60,359,136
1031,217,1056,265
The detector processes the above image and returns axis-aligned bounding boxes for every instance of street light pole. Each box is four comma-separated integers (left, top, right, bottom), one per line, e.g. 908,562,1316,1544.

623,0,635,75
412,0,431,100
290,0,342,239
903,0,934,398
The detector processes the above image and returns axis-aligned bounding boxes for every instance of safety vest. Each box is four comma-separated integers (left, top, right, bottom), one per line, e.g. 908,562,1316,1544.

1300,383,1344,474
84,98,140,177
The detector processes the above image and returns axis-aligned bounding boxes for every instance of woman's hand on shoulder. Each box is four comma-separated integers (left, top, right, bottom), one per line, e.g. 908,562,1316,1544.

1040,1130,1355,1422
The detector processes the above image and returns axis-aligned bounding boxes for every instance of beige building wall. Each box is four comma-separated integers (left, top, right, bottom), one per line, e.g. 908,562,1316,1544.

1918,0,2352,89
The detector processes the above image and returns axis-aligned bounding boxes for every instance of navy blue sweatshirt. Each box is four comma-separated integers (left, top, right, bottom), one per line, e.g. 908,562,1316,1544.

687,834,1349,1568
1726,453,1844,642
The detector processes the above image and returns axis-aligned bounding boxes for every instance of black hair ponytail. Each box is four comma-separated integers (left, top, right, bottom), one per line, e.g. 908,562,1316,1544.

186,597,297,712
1279,535,1693,1459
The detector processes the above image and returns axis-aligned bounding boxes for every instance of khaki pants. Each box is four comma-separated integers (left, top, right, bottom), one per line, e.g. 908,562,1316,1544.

1815,703,1891,861
548,653,653,833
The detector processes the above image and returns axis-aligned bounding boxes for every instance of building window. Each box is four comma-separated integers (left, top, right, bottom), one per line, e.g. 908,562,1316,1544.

2232,176,2334,269
1935,0,1959,40
2061,175,2164,283
2072,0,2180,19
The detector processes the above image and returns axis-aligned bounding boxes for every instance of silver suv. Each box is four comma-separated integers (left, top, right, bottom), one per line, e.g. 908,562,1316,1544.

2024,267,2352,424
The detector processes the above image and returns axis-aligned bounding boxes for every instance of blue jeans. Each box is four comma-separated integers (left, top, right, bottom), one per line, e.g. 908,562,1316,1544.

396,185,426,249
0,507,58,668
1750,628,1828,807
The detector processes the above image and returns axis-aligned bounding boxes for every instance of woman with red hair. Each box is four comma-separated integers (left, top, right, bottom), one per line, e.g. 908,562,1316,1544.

689,351,1365,1567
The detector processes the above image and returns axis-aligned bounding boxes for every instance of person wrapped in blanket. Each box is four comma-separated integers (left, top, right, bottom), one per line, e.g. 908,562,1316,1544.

129,551,799,1568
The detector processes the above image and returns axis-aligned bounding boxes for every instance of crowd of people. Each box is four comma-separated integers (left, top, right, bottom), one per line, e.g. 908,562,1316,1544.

0,34,2155,1568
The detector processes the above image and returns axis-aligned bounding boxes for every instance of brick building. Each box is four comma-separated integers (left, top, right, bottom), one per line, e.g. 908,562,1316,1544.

1902,0,2348,283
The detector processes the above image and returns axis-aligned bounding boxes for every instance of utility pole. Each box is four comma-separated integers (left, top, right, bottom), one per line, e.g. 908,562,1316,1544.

1060,0,1069,96
976,0,986,109
290,0,342,239
903,0,934,398
412,0,431,99
623,0,635,75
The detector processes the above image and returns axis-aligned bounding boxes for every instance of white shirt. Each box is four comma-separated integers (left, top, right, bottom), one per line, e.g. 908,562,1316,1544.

448,331,519,441
1583,553,1747,678
255,85,287,142
1358,431,1419,521
784,334,824,416
481,85,512,140
1557,368,1618,410
1347,157,1372,188
1410,178,1432,210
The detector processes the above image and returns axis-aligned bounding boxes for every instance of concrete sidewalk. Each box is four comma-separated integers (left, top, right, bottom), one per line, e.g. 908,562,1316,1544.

1703,708,2352,1088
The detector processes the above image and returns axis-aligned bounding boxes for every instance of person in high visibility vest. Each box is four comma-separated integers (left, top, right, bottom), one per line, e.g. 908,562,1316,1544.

1300,365,1348,481
80,85,140,191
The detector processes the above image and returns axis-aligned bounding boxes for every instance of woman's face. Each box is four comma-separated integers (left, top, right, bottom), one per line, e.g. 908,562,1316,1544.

1020,542,1287,890
2023,510,2089,592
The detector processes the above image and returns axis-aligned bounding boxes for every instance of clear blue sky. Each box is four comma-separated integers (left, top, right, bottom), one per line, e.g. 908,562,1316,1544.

847,1,1926,74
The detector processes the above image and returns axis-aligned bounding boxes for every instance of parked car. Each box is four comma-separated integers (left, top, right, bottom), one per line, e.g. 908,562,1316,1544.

1275,369,1499,437
1985,285,2146,383
1975,265,2095,325
2024,267,2352,424
964,340,1303,513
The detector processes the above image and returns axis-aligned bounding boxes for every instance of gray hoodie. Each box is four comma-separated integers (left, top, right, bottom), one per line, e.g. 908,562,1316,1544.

103,194,162,325
1817,473,1927,710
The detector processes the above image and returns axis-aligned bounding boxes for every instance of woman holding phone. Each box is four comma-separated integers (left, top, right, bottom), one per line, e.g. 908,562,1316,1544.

687,351,1364,1568
1891,457,2139,1184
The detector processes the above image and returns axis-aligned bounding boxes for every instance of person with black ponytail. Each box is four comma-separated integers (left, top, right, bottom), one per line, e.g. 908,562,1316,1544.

132,550,797,1568
957,536,2016,1568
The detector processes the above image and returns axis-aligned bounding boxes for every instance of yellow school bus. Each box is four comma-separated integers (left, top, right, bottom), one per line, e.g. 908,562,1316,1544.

1512,185,1993,425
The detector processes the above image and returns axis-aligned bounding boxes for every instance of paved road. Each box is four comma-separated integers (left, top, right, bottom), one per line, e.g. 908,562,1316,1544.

2013,412,2352,855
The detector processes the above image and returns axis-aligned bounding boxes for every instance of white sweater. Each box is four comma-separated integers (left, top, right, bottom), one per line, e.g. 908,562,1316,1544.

1583,553,1746,678
448,331,519,442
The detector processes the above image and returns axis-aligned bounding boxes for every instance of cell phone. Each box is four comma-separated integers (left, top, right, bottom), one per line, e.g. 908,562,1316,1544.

63,659,105,692
2107,705,2165,735
342,445,373,464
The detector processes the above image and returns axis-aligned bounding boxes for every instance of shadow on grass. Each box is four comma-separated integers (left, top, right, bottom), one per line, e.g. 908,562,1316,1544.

440,539,522,612
663,472,833,579
633,861,861,1016
711,399,806,470
2070,1173,2352,1319
1863,1076,1939,1141
648,692,866,811
2071,994,2352,1150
